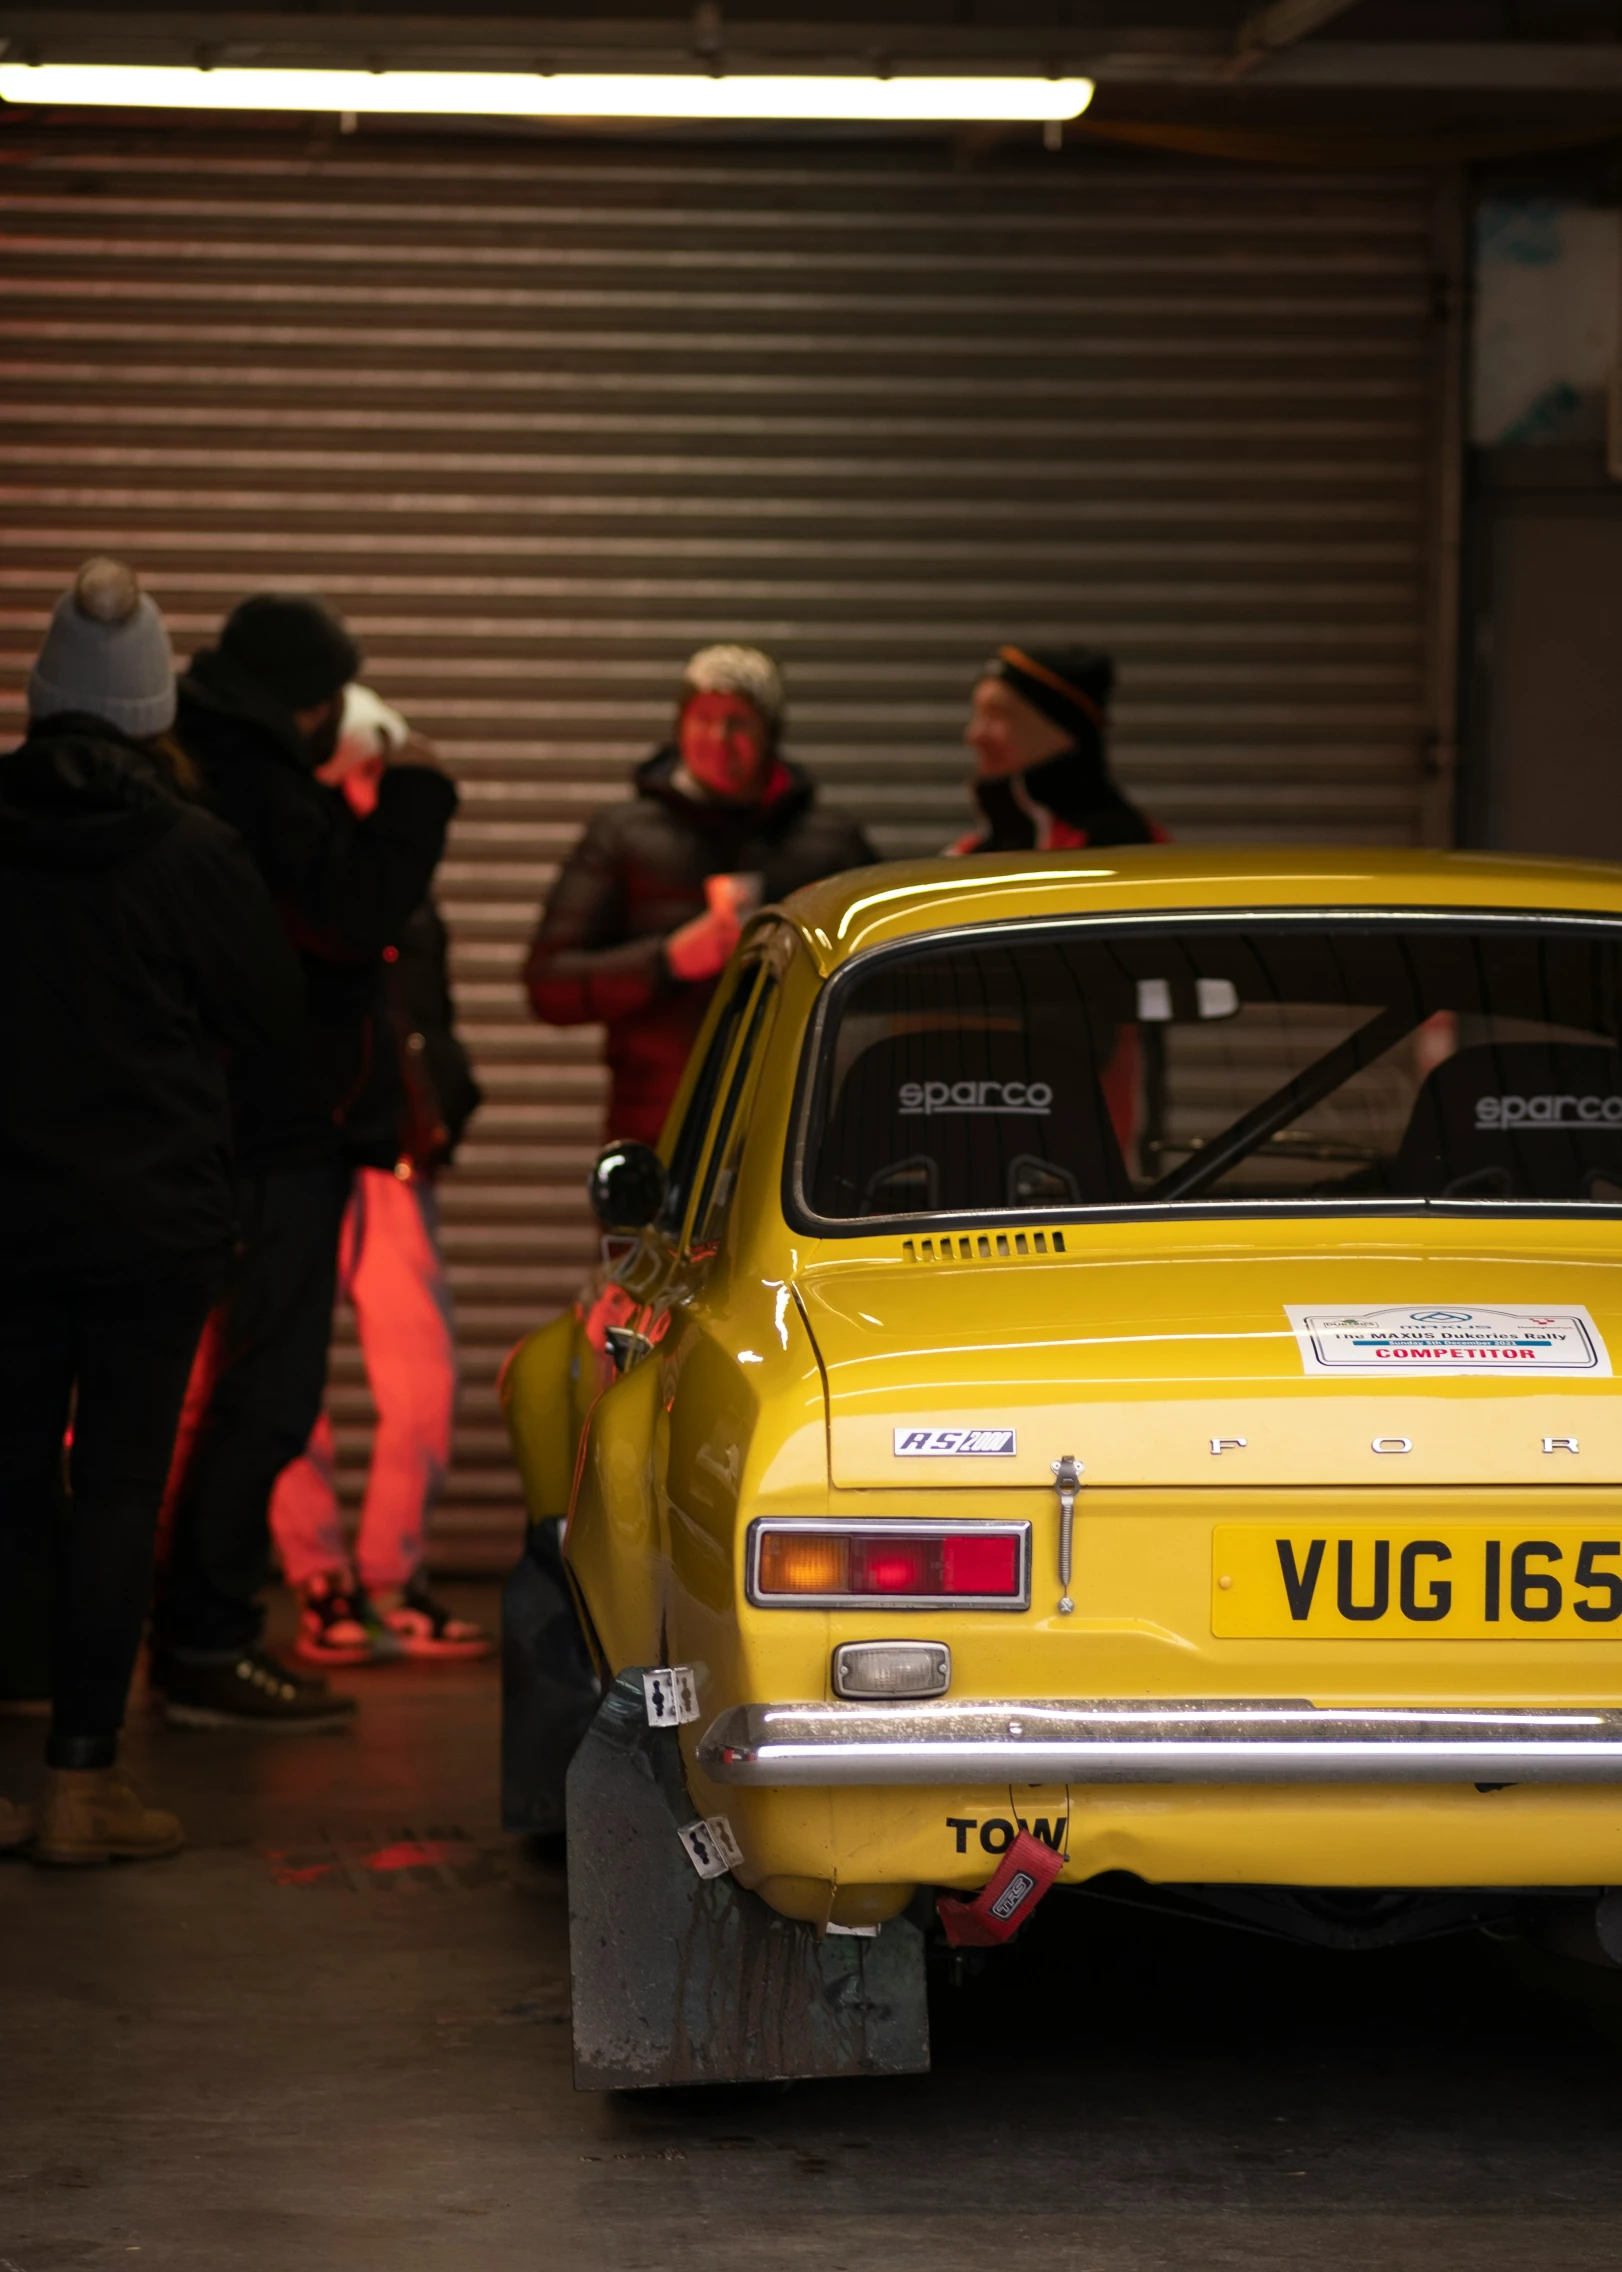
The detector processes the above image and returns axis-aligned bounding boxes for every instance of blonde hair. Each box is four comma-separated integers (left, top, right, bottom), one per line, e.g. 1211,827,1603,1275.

142,728,199,794
678,643,784,735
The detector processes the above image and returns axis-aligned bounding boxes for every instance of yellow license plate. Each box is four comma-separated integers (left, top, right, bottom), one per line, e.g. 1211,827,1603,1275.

1213,1525,1622,1639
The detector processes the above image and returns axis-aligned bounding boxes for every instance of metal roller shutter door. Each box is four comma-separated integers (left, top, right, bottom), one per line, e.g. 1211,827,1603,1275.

0,130,1443,1566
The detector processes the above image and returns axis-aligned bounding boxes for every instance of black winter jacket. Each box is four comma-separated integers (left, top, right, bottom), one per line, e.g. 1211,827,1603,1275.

951,740,1162,855
178,650,459,1172
390,899,482,1172
0,715,303,1275
525,746,876,1144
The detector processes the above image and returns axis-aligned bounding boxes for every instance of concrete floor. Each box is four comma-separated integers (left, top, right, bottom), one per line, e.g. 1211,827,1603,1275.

4,1585,1622,2271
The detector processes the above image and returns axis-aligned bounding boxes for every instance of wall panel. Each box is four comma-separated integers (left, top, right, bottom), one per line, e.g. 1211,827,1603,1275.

0,130,1440,1562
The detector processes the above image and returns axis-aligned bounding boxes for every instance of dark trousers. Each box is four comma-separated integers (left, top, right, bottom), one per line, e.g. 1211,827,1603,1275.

156,1160,351,1658
0,1269,217,1763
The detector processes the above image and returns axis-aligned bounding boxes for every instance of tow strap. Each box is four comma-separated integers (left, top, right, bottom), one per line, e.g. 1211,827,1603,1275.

936,1829,1064,1948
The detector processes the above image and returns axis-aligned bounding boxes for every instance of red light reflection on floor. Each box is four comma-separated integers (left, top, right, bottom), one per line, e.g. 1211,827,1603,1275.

363,1838,476,1872
261,1834,484,1887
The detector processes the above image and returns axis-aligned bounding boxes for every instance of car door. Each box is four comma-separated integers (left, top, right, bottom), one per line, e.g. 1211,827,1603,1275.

576,942,771,1394
562,939,783,1666
651,940,794,1610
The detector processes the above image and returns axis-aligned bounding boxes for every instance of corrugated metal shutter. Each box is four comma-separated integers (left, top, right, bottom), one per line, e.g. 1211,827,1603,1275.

0,128,1441,1566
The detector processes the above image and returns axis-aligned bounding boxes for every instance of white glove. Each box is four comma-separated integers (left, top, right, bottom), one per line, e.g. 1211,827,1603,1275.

329,682,411,779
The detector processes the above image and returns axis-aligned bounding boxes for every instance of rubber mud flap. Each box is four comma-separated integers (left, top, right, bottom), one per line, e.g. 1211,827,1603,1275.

566,1671,930,2090
500,1520,602,1835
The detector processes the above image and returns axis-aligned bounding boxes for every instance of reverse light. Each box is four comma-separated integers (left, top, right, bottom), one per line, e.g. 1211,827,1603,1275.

750,1521,1029,1610
0,65,1095,125
833,1641,951,1700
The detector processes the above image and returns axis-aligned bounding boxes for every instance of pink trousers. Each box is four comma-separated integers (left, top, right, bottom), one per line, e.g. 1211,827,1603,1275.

269,1166,456,1591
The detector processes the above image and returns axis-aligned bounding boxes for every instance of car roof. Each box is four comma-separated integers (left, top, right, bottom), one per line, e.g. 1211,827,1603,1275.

773,845,1622,977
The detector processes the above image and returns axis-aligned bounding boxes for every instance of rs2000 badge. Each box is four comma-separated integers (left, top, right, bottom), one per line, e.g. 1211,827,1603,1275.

894,1427,1016,1456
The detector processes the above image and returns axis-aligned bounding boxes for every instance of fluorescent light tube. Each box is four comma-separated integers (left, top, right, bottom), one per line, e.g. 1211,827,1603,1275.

0,64,1094,122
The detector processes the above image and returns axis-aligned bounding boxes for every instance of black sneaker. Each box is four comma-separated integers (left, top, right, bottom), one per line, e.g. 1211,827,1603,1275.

378,1581,494,1662
153,1646,358,1731
293,1570,401,1669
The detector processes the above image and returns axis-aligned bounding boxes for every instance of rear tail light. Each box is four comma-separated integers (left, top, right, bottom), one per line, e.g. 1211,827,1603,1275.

940,1532,1019,1594
750,1521,1028,1609
850,1537,935,1595
757,1532,846,1596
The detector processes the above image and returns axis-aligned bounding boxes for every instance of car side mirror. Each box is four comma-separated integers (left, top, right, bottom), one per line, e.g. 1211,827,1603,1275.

587,1140,667,1232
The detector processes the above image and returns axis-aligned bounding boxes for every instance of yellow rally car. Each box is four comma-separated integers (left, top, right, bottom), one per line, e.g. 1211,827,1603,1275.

500,848,1622,2089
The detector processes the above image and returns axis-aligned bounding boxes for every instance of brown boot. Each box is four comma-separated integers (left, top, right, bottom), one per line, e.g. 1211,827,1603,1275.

0,1794,34,1852
35,1767,183,1866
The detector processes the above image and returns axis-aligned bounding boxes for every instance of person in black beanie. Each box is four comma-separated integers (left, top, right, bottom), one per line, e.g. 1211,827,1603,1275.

949,644,1164,854
150,595,458,1729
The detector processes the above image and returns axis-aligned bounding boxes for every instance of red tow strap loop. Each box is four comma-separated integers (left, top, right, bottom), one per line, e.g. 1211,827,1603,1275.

936,1829,1064,1948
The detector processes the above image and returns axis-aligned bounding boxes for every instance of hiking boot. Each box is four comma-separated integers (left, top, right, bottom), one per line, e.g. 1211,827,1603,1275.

293,1570,401,1669
0,1794,34,1853
153,1646,358,1732
35,1767,183,1865
377,1581,495,1662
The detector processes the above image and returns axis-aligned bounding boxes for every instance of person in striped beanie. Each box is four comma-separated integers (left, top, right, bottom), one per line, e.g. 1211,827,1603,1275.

949,643,1163,854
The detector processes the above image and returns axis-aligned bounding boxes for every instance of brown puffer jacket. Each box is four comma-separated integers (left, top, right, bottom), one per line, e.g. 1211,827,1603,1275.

524,745,877,1145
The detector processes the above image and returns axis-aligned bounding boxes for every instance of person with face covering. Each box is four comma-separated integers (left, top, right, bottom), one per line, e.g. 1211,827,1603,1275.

268,685,490,1670
149,596,459,1730
0,560,302,1860
525,645,877,1146
951,644,1163,855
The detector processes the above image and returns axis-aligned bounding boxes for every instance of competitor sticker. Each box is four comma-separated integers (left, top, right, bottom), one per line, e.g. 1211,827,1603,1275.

894,1426,1016,1457
1287,1304,1611,1378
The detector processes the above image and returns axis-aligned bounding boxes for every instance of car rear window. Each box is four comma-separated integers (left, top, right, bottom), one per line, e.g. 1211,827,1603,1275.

796,915,1622,1222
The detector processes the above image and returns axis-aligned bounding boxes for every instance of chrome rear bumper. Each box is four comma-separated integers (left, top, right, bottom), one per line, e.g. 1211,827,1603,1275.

696,1699,1622,1787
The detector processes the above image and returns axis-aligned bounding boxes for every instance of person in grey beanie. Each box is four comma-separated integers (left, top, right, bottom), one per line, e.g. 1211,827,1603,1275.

27,554,179,739
0,559,302,1863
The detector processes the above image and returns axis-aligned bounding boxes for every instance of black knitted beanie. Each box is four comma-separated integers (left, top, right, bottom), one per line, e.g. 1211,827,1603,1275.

988,644,1113,745
219,594,362,710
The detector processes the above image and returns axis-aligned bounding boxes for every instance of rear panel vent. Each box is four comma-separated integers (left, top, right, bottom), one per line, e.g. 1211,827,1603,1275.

903,1230,1067,1263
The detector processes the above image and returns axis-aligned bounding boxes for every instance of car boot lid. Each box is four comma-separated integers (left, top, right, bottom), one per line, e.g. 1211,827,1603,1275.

796,1238,1622,1487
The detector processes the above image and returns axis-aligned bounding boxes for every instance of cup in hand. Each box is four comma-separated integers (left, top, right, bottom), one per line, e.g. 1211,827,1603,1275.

705,872,765,923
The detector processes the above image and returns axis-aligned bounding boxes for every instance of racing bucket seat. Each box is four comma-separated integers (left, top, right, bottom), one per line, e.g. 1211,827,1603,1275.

813,1019,1134,1218
1394,1040,1622,1201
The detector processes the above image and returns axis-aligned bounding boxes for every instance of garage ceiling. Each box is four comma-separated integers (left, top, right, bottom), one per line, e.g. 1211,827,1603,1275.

6,4,1622,165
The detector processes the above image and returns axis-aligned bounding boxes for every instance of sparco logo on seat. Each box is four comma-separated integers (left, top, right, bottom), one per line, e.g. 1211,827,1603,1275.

1475,1093,1622,1127
898,1080,1053,1115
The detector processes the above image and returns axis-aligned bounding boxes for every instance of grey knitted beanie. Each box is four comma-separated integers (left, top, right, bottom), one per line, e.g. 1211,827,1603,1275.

28,558,177,738
679,643,784,735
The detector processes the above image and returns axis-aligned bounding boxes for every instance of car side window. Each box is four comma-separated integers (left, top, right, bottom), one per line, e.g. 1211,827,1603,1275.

690,973,782,1249
656,961,762,1236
